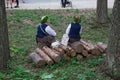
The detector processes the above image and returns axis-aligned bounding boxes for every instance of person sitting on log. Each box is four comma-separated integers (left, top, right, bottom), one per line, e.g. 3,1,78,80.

36,15,56,48
65,15,82,44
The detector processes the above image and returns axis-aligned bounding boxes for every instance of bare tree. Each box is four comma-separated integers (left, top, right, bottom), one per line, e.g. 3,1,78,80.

0,0,10,69
107,0,120,79
96,0,108,23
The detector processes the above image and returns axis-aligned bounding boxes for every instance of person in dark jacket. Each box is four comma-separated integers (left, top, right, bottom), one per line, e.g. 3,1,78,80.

66,15,82,44
36,15,56,48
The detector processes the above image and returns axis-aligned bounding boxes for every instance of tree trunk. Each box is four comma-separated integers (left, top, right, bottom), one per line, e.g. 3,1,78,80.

107,0,120,79
0,0,10,69
96,0,108,23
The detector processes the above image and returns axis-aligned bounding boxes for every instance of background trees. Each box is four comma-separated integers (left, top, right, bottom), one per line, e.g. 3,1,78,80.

0,0,10,69
106,0,120,79
96,0,108,23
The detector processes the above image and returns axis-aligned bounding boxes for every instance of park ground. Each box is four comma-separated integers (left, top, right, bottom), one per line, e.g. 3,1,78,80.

0,8,114,80
7,0,114,9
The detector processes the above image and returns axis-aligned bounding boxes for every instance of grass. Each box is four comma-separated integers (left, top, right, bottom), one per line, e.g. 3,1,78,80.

0,9,112,80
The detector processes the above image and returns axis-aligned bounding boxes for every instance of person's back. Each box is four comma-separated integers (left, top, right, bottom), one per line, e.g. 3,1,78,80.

36,15,56,48
68,22,81,39
66,15,82,44
36,24,48,38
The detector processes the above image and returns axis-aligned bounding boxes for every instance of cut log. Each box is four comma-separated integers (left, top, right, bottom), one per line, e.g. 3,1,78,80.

87,54,94,58
59,45,70,56
67,46,76,57
36,48,54,65
53,47,64,57
96,42,107,53
82,50,89,57
80,40,94,51
42,46,61,63
59,44,69,51
91,46,101,56
52,49,63,58
29,52,46,67
76,54,83,60
63,54,71,61
71,41,84,53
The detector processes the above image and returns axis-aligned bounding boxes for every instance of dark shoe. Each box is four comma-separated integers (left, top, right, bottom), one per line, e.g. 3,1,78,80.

14,6,19,8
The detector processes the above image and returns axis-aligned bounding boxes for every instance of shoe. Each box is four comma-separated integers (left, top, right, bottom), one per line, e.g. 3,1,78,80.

14,6,19,8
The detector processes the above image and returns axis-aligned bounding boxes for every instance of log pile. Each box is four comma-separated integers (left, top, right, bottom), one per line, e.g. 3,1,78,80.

29,40,107,67
29,52,46,67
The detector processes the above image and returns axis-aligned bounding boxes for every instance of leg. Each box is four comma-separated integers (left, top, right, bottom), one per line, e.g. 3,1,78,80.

36,36,55,49
10,0,13,8
61,0,64,7
69,38,80,44
64,0,67,7
15,0,19,8
36,37,46,49
6,0,9,8
63,0,65,8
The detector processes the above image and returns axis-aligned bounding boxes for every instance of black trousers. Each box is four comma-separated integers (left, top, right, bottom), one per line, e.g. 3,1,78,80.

61,0,67,7
16,0,19,6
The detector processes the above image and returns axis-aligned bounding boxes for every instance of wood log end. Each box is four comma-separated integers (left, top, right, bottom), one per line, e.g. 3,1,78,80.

76,54,83,60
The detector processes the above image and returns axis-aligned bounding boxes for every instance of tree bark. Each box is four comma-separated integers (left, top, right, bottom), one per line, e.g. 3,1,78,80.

0,0,10,69
96,0,108,23
107,0,120,79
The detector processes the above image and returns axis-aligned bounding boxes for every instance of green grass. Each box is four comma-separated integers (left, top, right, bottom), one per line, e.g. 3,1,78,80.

0,9,112,80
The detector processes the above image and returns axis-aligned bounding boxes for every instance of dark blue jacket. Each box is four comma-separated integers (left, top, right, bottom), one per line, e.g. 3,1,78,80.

68,22,81,39
36,24,48,38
